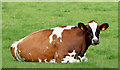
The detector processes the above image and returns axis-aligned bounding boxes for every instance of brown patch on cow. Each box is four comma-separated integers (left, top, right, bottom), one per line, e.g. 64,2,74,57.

88,20,97,23
85,24,89,29
52,34,57,45
59,26,67,28
56,37,62,44
68,49,73,53
16,29,57,62
53,34,57,40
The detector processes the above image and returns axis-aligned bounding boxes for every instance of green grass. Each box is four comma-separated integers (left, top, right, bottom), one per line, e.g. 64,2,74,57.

2,2,118,68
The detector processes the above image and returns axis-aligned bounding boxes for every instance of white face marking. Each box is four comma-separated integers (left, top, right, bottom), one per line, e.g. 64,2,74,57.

49,26,75,43
89,21,98,44
50,59,56,63
38,58,41,62
61,50,80,63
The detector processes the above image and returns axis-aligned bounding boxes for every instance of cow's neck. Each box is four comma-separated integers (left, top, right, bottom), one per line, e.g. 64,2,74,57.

85,35,92,48
74,27,92,48
85,39,91,48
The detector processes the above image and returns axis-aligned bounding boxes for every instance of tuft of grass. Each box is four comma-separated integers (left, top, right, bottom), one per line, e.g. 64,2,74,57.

2,2,118,68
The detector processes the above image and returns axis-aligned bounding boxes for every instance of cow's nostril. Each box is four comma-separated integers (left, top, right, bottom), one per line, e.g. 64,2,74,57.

93,39,99,44
97,40,99,43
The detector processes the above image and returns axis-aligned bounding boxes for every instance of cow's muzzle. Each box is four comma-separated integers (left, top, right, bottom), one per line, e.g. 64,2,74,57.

92,39,99,45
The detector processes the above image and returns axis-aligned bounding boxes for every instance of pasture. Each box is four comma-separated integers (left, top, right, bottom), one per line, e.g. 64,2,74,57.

2,2,118,68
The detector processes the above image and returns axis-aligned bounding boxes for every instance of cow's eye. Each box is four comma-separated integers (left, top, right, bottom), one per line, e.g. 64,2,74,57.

87,30,91,34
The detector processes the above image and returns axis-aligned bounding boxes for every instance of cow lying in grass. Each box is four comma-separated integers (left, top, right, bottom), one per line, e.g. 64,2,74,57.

11,20,109,63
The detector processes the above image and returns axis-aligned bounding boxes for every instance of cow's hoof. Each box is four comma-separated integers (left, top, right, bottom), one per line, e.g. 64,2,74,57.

80,56,88,62
84,57,88,62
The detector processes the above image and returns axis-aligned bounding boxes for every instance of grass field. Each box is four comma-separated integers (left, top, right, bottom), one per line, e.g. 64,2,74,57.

2,2,118,68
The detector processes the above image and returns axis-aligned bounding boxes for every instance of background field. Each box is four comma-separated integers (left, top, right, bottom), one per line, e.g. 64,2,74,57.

2,2,118,68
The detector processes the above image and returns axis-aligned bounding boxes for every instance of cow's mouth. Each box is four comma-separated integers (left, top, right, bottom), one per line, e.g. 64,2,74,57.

92,43,99,45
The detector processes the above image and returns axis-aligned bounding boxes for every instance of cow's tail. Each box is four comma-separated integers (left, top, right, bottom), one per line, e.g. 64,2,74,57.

11,37,27,61
11,41,19,61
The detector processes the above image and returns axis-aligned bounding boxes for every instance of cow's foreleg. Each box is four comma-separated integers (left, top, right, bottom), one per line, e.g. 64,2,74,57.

78,53,88,62
56,50,80,63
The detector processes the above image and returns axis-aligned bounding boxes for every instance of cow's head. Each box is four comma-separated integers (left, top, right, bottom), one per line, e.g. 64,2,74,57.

78,20,109,45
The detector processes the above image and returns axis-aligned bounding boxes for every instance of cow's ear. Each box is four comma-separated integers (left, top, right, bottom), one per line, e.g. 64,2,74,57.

78,22,87,31
100,23,109,31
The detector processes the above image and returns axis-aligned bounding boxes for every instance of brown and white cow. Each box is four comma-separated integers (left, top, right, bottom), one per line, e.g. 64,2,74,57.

11,20,109,63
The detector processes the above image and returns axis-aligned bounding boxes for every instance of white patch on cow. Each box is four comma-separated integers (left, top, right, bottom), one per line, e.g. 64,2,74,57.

11,36,28,61
55,52,58,58
44,59,48,63
49,26,75,43
32,59,34,62
61,50,80,63
68,50,76,57
38,58,41,62
78,53,88,62
78,56,88,62
46,46,48,49
29,52,31,55
89,21,98,44
44,46,49,52
60,39,62,42
19,50,21,53
61,56,80,63
50,59,56,63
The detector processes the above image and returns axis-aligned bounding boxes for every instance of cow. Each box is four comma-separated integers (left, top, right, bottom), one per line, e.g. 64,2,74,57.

11,20,109,63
